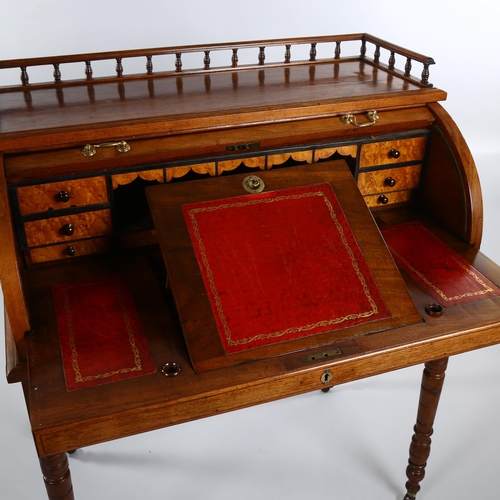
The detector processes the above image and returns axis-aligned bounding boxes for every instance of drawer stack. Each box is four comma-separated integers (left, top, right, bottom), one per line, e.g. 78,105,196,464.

16,176,112,263
357,136,426,208
8,133,429,265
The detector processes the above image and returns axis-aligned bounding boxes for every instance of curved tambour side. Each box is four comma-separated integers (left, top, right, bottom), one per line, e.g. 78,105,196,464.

419,102,483,248
0,156,30,381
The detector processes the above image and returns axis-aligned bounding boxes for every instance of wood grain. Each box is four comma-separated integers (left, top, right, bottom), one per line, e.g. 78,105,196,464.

363,190,413,207
314,145,357,160
359,137,426,167
357,165,421,195
17,176,108,215
111,169,164,189
268,150,313,167
3,108,435,183
424,103,483,247
165,163,216,182
218,156,265,173
24,209,112,247
0,158,30,356
27,237,111,264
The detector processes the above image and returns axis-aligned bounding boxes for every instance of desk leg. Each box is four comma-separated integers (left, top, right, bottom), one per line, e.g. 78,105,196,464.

404,357,448,500
39,453,75,500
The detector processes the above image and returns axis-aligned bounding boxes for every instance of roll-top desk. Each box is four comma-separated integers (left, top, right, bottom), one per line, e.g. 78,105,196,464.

1,34,499,499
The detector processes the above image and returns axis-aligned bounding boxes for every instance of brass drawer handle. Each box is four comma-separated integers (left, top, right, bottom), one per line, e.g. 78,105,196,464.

81,140,131,157
340,110,379,128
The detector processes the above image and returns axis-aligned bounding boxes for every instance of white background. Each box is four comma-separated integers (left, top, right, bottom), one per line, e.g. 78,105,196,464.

1,1,500,499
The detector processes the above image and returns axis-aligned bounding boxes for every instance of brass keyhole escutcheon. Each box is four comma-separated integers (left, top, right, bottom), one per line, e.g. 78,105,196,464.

242,175,265,194
320,369,333,386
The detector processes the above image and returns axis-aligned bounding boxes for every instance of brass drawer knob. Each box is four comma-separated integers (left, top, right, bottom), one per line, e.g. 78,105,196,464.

385,177,397,187
61,223,74,236
378,195,389,205
56,190,70,202
389,148,401,159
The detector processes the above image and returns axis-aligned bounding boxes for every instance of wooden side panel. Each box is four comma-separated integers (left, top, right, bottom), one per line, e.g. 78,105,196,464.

5,309,25,383
419,125,466,239
422,103,483,247
0,159,29,361
17,176,108,215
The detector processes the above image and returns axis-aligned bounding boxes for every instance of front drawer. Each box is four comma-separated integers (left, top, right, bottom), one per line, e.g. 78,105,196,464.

363,190,413,208
17,176,108,215
24,209,112,247
357,165,421,195
27,237,112,264
359,137,426,168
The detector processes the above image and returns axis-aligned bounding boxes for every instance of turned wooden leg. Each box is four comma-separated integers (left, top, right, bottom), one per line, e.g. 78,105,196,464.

39,453,75,500
403,357,448,500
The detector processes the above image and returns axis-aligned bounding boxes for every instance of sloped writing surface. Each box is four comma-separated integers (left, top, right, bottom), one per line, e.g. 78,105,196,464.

147,161,422,372
182,183,391,353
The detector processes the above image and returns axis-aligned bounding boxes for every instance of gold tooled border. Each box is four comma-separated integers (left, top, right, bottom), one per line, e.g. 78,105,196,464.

62,277,143,383
388,246,495,302
186,189,383,347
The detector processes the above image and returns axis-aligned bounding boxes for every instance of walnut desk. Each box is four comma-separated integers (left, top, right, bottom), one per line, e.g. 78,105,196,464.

1,34,500,500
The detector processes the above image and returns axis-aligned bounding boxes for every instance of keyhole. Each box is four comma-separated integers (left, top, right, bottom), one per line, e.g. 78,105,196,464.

321,369,333,385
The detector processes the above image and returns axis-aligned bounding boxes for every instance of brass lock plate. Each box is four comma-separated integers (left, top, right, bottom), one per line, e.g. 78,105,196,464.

242,175,265,194
301,348,342,363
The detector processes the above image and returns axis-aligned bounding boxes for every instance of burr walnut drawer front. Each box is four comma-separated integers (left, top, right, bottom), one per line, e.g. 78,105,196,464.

27,238,112,264
16,176,108,215
362,190,414,208
357,165,422,196
359,137,426,168
23,209,112,247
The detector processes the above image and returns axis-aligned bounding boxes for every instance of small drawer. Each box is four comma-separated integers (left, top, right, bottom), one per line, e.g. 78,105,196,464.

359,137,426,168
24,209,112,247
27,237,112,264
17,176,108,215
357,165,421,196
363,190,413,208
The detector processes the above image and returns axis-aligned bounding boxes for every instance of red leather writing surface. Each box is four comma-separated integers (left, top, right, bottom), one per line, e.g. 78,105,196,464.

183,183,390,353
381,222,500,307
52,275,157,391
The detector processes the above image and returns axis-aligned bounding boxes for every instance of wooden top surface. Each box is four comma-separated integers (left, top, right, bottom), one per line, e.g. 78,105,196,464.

0,60,446,142
24,217,500,456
